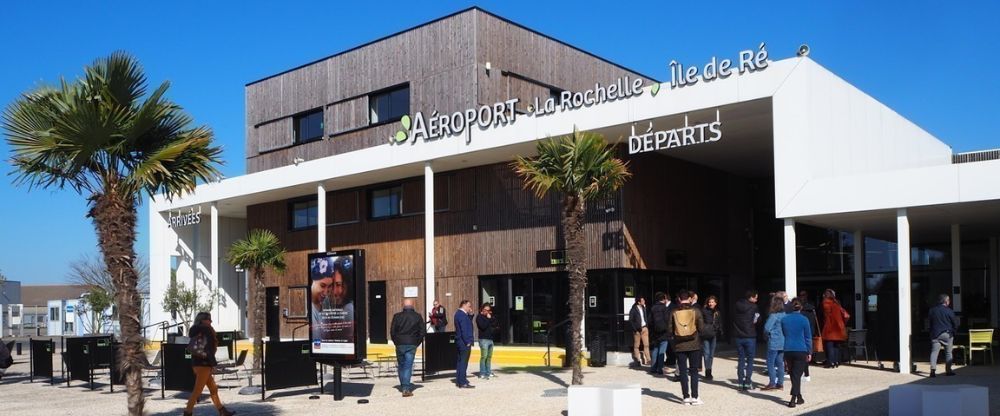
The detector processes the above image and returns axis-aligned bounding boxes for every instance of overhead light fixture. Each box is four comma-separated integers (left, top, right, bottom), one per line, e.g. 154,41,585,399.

485,61,492,74
293,157,305,166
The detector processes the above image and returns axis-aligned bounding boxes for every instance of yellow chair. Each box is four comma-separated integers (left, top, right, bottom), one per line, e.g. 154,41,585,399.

966,329,994,365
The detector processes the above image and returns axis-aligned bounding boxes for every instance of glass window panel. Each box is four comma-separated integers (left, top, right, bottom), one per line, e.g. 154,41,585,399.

370,186,401,218
370,86,409,125
294,110,324,143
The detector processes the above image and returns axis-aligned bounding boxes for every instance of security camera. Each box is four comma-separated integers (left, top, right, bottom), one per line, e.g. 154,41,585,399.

797,44,810,57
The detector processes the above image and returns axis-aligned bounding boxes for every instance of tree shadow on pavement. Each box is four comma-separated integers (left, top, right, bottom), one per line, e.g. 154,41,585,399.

148,402,280,416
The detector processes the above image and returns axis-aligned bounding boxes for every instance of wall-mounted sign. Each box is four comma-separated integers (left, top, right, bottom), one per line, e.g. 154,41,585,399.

403,286,419,298
167,207,202,228
589,296,597,308
628,111,722,155
623,298,634,321
515,296,525,311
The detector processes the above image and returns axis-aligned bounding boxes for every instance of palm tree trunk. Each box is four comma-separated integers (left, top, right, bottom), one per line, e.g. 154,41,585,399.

90,190,145,415
252,268,265,371
562,194,587,385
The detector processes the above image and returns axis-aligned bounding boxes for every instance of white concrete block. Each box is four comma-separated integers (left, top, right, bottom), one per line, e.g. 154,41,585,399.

889,384,988,416
568,383,642,416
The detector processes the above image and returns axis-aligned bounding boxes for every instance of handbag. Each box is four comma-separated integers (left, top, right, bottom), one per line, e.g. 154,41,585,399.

187,333,208,360
813,336,824,353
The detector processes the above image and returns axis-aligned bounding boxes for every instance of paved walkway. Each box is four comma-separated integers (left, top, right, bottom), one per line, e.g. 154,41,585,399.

1,349,996,415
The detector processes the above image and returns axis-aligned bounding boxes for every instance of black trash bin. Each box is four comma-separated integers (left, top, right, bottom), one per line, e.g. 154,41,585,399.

588,336,607,367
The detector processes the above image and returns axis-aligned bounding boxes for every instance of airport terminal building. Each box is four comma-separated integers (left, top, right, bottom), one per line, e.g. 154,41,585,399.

148,7,1000,373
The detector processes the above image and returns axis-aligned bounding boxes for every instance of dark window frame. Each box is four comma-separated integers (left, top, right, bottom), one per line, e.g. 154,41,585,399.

368,184,404,220
368,83,410,126
288,196,319,231
293,108,325,144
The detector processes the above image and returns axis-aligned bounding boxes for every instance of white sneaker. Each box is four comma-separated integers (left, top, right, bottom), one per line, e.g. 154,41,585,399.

683,398,694,405
803,376,811,382
690,398,704,406
784,374,791,379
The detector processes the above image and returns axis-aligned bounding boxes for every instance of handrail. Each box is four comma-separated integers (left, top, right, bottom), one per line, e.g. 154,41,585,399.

142,321,170,340
291,323,309,341
544,318,573,367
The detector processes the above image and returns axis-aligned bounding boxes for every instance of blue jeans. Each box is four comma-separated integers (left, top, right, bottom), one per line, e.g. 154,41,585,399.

736,338,756,387
456,346,471,386
395,344,417,391
824,341,840,365
676,350,702,399
479,339,494,376
701,337,717,370
650,340,669,373
766,349,785,386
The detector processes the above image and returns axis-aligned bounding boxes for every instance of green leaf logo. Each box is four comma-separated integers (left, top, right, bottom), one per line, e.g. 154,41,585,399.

650,83,661,97
394,130,407,143
400,114,411,130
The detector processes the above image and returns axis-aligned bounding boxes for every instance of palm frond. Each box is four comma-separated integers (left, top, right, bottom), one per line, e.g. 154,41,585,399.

512,127,631,201
226,229,288,274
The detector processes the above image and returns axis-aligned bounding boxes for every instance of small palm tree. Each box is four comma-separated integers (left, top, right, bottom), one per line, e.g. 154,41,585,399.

513,128,630,385
226,229,287,371
4,52,221,415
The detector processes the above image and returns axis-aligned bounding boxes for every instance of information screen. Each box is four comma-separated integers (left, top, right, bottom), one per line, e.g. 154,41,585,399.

307,250,366,363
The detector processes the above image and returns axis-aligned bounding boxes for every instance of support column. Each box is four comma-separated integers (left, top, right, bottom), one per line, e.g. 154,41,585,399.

990,237,998,328
783,219,797,297
424,162,436,318
897,209,912,373
854,230,864,330
317,183,327,252
211,203,219,320
951,224,962,312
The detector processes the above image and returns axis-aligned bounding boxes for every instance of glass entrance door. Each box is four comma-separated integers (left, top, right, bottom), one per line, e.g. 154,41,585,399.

478,272,567,346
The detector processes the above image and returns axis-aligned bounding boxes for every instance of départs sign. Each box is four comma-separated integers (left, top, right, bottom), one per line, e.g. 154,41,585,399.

389,43,769,147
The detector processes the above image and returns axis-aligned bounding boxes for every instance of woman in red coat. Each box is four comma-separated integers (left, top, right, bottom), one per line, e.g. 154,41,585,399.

821,289,849,368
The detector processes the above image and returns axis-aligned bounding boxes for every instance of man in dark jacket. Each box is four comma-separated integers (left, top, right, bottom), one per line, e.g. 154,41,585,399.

629,297,650,367
928,294,959,377
667,290,706,406
390,299,426,396
476,303,498,379
454,300,476,388
648,292,671,375
797,290,821,378
733,290,760,391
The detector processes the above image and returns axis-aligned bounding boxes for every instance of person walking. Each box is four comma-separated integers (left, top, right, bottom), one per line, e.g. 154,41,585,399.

454,300,476,388
928,294,959,377
183,312,235,416
821,289,849,368
476,302,498,379
666,290,706,406
797,290,820,381
629,297,651,367
733,290,760,391
701,296,722,380
429,300,448,333
390,299,426,397
781,299,813,408
763,297,787,391
649,292,671,375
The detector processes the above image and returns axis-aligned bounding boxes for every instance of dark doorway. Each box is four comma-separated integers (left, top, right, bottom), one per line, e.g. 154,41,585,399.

368,281,387,344
479,272,567,346
266,287,280,340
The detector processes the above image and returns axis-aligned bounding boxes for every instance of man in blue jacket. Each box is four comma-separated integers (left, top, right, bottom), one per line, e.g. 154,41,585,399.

928,294,959,377
454,300,476,388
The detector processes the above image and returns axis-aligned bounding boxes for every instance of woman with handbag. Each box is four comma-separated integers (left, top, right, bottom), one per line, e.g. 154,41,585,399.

821,289,849,369
184,312,235,416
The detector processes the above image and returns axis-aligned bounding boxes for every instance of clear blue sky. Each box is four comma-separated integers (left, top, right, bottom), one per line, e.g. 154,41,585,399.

1,1,997,284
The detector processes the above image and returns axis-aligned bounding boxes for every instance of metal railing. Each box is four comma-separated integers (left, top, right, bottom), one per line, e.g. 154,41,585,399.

953,149,1000,164
544,318,573,367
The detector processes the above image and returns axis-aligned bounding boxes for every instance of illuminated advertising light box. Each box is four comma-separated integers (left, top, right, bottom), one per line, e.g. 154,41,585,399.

307,250,366,364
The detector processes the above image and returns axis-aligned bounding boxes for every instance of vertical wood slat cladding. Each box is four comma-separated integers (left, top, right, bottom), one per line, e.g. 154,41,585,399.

247,161,626,339
327,96,368,135
253,118,292,153
329,190,359,224
245,11,477,173
507,75,551,113
474,12,650,107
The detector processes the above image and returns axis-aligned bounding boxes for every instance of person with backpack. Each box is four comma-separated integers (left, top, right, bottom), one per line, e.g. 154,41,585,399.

666,290,706,406
701,296,723,380
184,312,235,416
648,292,671,375
763,296,787,391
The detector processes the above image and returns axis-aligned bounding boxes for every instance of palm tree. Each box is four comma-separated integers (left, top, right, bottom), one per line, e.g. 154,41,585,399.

3,52,222,415
513,128,630,385
226,229,287,371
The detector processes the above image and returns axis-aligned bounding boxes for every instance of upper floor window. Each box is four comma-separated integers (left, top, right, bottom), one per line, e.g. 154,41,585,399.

369,85,410,124
290,198,318,230
294,109,324,144
370,185,402,219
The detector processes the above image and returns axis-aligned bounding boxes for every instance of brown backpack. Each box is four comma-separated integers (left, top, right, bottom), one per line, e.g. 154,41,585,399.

673,309,698,342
